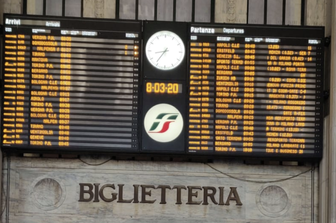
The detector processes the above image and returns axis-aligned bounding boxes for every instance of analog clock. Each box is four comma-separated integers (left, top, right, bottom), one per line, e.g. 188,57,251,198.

145,30,185,71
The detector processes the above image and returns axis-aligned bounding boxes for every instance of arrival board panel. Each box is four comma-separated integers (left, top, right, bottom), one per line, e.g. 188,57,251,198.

188,24,323,158
2,15,140,151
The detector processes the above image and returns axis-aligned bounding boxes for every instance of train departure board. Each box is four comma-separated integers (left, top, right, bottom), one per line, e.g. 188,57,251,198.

1,15,325,160
188,24,324,158
2,15,140,151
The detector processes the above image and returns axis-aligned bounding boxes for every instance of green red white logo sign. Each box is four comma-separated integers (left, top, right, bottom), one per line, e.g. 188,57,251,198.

144,104,183,143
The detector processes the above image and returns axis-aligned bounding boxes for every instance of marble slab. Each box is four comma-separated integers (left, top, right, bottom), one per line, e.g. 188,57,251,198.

157,0,174,21
1,157,316,223
215,0,247,23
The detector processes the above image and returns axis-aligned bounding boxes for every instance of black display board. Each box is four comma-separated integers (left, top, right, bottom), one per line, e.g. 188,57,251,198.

2,15,141,151
186,24,324,159
1,15,325,160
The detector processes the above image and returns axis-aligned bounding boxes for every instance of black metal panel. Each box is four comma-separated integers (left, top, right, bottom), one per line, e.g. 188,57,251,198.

81,0,84,17
43,0,46,15
264,0,267,24
173,0,176,21
62,0,65,16
116,0,120,19
136,0,139,20
192,0,195,22
23,0,28,15
301,0,305,25
1,15,325,161
154,0,158,21
282,0,286,25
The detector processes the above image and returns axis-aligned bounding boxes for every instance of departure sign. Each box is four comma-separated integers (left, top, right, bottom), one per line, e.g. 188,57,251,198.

1,16,324,160
2,15,140,151
188,24,324,158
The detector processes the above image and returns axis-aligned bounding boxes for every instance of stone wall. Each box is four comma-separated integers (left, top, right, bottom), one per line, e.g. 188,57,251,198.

1,157,317,223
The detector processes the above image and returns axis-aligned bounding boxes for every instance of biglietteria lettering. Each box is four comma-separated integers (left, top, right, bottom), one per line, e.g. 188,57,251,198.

79,183,242,205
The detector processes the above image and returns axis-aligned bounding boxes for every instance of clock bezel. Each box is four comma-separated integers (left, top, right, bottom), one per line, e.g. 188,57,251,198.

143,21,188,81
145,30,185,71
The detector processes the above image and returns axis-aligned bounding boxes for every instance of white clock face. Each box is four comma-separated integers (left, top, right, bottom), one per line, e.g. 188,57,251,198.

146,30,185,70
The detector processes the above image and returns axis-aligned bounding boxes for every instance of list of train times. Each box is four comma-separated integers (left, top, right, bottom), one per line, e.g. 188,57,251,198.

188,25,324,157
2,16,140,150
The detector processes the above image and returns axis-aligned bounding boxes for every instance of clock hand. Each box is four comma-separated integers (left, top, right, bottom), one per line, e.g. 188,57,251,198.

157,48,169,62
155,50,168,53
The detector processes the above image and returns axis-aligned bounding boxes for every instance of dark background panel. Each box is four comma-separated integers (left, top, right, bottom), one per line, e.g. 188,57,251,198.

141,81,186,152
142,21,188,81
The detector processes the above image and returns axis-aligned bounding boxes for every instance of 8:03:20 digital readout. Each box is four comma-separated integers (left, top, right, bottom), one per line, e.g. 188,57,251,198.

146,82,182,94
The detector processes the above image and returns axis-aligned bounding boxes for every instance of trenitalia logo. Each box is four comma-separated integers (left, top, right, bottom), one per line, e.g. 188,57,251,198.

148,113,179,133
144,104,183,142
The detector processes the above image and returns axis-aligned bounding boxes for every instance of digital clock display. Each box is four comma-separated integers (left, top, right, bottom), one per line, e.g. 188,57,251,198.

146,82,182,94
